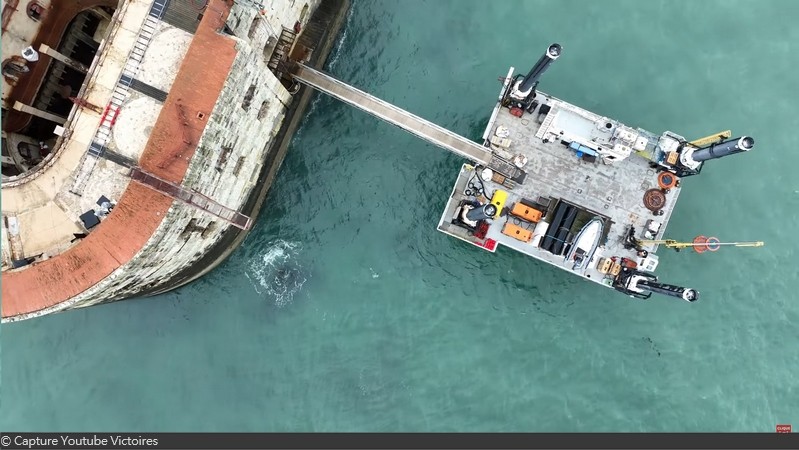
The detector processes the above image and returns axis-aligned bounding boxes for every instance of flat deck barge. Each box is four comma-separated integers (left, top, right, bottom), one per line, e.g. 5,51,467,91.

438,67,682,295
287,42,756,303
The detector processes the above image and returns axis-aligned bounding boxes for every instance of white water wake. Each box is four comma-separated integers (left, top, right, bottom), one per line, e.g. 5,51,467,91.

246,240,307,307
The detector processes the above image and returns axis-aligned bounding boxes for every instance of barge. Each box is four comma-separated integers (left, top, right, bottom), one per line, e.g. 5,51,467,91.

283,42,756,302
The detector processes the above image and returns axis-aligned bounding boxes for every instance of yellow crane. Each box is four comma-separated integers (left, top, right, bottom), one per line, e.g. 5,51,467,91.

635,237,764,253
636,130,732,161
688,130,732,147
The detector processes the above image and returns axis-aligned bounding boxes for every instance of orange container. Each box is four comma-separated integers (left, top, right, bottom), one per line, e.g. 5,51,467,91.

502,223,532,243
510,203,542,223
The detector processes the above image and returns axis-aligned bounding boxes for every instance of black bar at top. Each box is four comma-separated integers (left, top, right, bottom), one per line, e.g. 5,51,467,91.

0,432,797,450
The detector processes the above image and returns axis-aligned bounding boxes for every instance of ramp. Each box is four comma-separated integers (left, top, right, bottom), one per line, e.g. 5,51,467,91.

129,167,252,230
290,63,498,168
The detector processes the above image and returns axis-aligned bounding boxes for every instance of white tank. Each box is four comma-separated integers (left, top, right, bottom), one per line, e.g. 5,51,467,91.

531,221,549,247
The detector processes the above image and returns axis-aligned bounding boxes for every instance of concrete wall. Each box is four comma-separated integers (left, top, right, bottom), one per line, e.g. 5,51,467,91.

7,0,333,318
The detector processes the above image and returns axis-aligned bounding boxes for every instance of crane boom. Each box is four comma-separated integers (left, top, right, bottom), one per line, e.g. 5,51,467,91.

689,130,732,147
637,239,764,249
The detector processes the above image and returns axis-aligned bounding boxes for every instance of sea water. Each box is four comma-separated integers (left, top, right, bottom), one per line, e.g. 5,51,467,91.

2,0,797,431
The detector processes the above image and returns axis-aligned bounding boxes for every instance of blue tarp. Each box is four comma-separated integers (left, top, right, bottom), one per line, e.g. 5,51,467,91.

568,141,599,158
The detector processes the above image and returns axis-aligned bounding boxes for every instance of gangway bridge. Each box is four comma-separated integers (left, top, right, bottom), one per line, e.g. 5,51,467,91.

286,62,525,182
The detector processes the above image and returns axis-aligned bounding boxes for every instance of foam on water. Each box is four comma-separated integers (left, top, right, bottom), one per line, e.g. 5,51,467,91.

299,5,355,123
325,5,354,71
246,240,307,307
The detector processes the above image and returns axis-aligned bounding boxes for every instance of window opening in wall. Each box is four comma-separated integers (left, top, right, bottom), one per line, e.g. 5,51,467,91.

216,145,233,171
241,84,256,111
263,35,277,60
257,100,270,120
180,218,199,239
299,3,309,24
232,156,245,176
26,1,45,21
2,56,30,85
247,16,259,39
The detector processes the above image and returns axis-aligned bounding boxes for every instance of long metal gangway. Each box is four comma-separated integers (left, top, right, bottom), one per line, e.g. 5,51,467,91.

289,63,523,180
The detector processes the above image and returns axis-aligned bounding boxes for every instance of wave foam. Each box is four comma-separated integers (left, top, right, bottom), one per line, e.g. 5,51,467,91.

247,240,307,307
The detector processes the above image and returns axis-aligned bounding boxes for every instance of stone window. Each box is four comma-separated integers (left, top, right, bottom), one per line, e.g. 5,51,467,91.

299,4,309,24
241,84,256,111
1,56,30,85
257,100,270,121
26,1,45,21
247,16,258,40
263,35,277,60
232,156,245,176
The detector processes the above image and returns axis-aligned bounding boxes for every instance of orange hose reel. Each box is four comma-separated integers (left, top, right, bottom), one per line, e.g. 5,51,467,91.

693,236,721,253
657,171,679,190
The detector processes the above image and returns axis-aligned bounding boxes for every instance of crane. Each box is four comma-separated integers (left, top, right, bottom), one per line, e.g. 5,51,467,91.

634,237,764,253
688,130,732,147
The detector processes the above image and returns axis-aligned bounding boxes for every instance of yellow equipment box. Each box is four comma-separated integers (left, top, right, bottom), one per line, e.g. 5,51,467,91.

610,262,622,276
490,190,508,217
489,135,512,148
502,223,532,243
596,257,612,274
510,203,542,223
666,151,679,165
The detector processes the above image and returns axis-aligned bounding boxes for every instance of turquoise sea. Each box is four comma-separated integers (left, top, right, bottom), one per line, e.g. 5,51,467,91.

2,0,797,431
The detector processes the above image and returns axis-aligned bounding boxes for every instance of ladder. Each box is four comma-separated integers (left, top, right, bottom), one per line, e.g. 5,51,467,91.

71,0,168,195
267,26,298,74
129,167,252,230
535,108,557,139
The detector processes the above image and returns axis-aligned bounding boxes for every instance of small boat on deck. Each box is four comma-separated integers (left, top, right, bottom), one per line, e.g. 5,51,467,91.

565,218,604,271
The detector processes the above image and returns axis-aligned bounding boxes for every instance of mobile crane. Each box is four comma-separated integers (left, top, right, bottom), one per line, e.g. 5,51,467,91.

634,237,764,253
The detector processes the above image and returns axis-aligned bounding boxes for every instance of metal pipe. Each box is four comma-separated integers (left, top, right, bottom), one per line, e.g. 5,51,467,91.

518,43,562,93
636,280,699,302
465,203,497,222
692,136,754,162
684,241,764,248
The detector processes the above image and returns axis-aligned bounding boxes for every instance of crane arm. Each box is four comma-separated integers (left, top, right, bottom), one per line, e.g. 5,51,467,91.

635,239,764,249
688,130,732,147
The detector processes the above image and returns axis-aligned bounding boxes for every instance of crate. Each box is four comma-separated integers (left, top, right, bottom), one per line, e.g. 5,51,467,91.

596,257,612,274
510,203,542,223
502,223,532,243
491,172,507,185
666,151,679,165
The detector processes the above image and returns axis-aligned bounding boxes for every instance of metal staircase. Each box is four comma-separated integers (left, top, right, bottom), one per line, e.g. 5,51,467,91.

70,0,168,195
535,108,557,139
129,167,252,230
267,26,298,77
